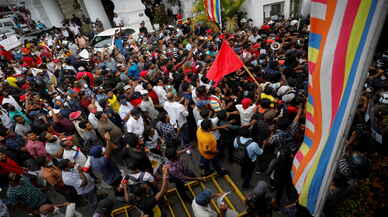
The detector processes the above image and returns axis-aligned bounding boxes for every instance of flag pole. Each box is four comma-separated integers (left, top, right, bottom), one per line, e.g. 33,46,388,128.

242,64,260,87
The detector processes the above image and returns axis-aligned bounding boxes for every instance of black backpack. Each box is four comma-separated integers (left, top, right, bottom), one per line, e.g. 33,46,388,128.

126,172,146,193
233,136,255,162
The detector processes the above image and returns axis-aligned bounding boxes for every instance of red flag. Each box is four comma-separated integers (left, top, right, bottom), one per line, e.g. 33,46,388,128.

206,40,243,83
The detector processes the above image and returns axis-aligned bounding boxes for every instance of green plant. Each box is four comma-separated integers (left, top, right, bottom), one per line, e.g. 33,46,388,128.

192,0,246,32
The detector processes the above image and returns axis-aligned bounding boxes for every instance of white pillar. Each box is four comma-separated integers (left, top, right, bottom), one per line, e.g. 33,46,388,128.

284,0,291,19
180,0,194,19
243,0,263,28
301,0,311,17
39,0,64,27
111,0,152,30
82,0,111,29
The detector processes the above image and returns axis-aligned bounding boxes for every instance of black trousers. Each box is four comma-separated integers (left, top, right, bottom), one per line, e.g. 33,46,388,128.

241,157,255,187
169,176,191,201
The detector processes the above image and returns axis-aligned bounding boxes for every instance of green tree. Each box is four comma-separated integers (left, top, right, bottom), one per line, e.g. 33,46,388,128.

192,0,246,33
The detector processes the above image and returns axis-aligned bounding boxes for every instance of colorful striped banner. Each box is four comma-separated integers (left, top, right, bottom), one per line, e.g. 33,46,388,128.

204,0,222,26
292,0,387,215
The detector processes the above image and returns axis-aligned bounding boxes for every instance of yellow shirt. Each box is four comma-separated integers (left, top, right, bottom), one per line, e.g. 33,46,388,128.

108,94,121,112
260,93,276,108
6,77,18,88
197,128,217,160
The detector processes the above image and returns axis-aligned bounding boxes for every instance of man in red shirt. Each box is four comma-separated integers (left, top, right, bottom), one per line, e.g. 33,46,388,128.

0,151,25,176
0,45,13,61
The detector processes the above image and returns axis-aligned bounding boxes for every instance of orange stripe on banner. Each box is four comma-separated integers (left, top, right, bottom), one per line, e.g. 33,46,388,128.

293,0,336,183
305,128,314,139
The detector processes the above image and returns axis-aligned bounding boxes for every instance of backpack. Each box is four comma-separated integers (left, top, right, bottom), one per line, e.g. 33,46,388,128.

233,136,255,162
126,172,147,193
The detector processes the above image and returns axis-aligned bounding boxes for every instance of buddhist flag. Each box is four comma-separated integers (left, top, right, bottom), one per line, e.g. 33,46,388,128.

206,40,243,83
292,0,387,216
204,0,222,26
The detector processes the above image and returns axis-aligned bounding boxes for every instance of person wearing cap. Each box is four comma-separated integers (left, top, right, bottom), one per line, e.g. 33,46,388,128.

93,198,116,217
192,189,228,217
89,131,122,190
233,98,257,126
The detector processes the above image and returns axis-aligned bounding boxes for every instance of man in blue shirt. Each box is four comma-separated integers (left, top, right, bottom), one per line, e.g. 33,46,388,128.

234,127,264,189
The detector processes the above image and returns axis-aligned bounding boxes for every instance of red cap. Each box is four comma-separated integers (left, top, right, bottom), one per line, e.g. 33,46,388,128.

140,70,148,77
241,98,252,109
69,111,82,120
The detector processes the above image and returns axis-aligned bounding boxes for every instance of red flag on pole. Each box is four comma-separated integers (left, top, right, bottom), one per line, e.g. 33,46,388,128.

206,40,244,83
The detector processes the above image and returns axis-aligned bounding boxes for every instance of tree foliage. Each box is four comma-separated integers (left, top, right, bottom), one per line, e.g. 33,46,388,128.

192,0,246,32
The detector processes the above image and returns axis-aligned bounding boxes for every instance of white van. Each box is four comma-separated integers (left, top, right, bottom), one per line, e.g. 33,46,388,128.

0,17,30,34
0,33,22,50
91,26,138,54
0,18,17,32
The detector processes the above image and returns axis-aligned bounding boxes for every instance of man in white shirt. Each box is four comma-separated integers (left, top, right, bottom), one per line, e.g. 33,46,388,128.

126,109,145,138
234,98,257,126
163,92,188,128
57,159,97,214
118,97,133,121
192,189,227,217
88,104,99,129
60,138,87,167
139,95,159,121
153,80,168,105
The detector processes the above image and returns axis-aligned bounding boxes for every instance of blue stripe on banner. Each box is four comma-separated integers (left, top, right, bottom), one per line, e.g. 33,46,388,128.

304,136,313,148
216,0,221,24
309,33,322,49
307,0,377,211
308,94,314,105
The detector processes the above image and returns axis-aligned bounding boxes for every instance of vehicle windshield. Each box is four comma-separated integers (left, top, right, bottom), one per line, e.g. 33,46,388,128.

92,36,111,48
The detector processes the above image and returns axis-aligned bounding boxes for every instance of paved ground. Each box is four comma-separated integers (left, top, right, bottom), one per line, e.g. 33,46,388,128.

6,145,285,217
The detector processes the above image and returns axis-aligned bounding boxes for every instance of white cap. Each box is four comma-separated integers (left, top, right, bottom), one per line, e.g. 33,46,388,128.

277,85,291,97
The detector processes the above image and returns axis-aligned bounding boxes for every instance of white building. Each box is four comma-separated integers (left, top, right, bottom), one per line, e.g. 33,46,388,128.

0,0,152,30
0,0,302,31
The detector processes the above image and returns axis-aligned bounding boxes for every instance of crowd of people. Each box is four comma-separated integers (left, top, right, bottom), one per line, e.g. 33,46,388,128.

0,6,384,217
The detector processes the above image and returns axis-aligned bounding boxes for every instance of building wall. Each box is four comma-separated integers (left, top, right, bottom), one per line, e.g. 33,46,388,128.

243,0,291,27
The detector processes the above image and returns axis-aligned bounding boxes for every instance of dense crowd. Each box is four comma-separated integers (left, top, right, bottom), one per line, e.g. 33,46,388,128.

0,6,385,217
